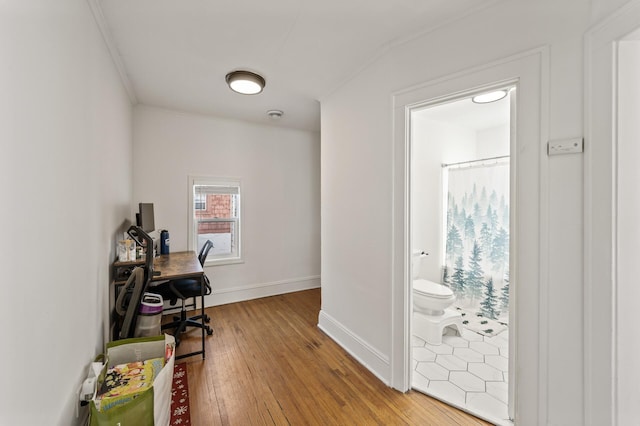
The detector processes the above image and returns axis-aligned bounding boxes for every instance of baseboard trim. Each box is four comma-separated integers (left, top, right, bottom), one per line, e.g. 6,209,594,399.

317,310,390,386
206,275,320,306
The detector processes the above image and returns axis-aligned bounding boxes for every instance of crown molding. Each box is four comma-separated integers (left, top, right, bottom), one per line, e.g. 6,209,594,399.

86,0,137,104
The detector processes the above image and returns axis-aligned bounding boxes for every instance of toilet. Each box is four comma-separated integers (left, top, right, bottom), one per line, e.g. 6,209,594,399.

412,251,463,345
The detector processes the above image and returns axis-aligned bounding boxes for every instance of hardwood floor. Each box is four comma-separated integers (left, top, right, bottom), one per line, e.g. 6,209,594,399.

173,289,490,425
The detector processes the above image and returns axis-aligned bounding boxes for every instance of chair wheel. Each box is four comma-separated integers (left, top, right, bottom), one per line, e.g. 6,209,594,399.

205,317,211,323
206,328,213,335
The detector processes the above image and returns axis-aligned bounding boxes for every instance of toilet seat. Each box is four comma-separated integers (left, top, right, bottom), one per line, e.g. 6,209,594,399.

413,279,454,299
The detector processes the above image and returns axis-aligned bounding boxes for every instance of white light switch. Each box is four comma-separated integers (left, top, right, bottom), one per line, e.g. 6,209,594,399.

548,137,583,155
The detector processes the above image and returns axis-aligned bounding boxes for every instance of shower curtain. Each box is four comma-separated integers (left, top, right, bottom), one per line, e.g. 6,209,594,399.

443,159,509,322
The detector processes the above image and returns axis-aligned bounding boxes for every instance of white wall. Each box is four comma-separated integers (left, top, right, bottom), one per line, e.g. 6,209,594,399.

616,39,640,425
320,0,589,423
0,1,133,424
411,116,477,280
583,4,640,423
133,106,320,305
476,124,510,159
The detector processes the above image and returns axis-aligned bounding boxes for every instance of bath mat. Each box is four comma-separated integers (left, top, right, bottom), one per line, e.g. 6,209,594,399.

454,306,508,337
170,362,191,425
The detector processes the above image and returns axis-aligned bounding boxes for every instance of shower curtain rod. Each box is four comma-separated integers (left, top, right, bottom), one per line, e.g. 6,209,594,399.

441,155,509,168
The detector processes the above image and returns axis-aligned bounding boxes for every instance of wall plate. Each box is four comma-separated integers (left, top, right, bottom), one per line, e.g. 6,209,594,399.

547,137,583,155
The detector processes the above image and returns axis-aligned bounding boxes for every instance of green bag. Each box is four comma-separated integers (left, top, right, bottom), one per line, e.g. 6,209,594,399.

89,334,175,426
89,388,154,426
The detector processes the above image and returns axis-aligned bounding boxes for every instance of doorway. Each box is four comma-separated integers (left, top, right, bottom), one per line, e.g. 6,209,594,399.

409,89,513,425
391,48,548,425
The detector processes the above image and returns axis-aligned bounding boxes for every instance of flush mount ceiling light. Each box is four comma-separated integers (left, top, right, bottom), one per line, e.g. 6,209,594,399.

225,70,265,95
472,90,508,104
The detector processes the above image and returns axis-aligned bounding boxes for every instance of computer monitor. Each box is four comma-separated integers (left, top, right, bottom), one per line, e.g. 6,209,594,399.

137,203,155,232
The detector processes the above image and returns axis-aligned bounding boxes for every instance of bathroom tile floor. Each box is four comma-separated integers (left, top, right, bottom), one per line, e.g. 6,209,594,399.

412,326,512,426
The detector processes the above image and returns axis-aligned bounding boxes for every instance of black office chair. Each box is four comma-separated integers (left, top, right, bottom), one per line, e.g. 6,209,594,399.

151,240,214,344
114,267,147,340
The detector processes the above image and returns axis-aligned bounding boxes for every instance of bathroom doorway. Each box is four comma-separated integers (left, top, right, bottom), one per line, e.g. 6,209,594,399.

391,49,546,424
409,88,514,425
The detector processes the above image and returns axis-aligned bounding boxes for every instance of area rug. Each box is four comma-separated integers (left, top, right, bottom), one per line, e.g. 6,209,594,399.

170,362,191,425
454,306,508,337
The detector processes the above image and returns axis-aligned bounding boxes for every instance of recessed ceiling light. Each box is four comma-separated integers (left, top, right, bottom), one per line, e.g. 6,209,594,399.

225,70,265,95
472,90,508,104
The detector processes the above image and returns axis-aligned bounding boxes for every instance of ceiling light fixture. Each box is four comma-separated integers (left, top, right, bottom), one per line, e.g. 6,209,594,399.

472,90,508,104
225,70,265,95
267,110,283,119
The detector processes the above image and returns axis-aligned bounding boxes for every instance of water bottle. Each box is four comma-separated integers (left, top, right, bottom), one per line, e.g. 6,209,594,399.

160,230,170,255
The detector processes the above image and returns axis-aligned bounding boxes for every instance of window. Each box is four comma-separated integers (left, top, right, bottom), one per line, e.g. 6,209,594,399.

194,193,207,210
188,176,242,265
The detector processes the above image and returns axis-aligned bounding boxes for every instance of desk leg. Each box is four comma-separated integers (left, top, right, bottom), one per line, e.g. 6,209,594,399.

175,274,207,361
200,274,205,359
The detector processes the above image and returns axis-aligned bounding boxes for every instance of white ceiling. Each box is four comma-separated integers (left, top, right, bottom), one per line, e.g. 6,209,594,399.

414,91,511,132
96,0,498,132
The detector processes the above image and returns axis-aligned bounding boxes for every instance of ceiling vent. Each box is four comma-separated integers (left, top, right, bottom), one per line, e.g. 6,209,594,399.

267,110,284,119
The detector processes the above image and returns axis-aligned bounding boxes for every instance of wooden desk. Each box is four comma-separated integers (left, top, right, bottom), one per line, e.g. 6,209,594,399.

112,251,207,360
152,251,202,281
154,251,206,360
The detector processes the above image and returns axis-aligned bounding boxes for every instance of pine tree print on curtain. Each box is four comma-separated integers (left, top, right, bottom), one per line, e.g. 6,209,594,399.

444,159,510,327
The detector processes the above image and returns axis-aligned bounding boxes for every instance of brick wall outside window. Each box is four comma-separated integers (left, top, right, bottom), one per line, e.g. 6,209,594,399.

196,194,232,233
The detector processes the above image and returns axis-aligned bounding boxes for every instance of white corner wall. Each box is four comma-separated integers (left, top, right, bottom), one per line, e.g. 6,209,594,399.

614,39,640,426
320,0,590,423
132,106,320,305
584,3,640,424
591,0,633,22
0,2,133,424
411,116,477,281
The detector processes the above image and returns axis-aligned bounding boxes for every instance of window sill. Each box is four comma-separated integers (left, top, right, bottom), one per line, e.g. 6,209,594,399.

205,258,244,267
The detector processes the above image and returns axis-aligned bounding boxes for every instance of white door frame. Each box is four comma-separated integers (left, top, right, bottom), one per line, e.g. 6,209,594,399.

584,2,640,424
391,47,549,424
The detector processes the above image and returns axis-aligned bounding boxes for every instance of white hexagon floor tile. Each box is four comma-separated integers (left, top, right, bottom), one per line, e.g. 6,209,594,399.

469,340,501,355
485,354,509,372
466,392,509,421
485,333,509,349
412,370,430,390
468,362,504,381
441,334,469,348
413,346,436,362
412,335,426,347
486,381,509,404
411,322,511,425
459,328,485,342
499,344,509,357
416,361,449,381
427,380,466,406
435,354,468,371
453,347,484,363
449,371,485,392
424,342,454,355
